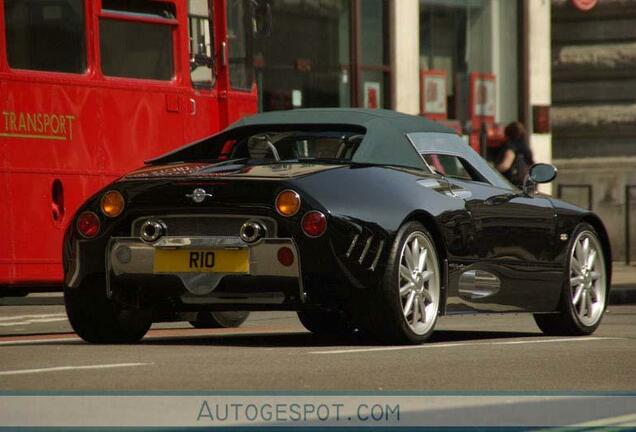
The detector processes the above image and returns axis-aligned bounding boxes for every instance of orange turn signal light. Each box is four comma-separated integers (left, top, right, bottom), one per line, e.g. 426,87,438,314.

275,190,301,217
100,190,125,218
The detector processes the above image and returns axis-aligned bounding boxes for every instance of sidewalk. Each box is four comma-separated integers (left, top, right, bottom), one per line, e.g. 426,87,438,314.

611,263,636,305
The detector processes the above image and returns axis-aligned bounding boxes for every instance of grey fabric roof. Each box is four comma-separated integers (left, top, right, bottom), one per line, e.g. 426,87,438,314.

150,108,456,166
225,108,453,133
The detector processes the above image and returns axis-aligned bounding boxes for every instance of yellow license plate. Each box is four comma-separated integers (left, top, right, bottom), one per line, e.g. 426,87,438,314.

153,249,249,273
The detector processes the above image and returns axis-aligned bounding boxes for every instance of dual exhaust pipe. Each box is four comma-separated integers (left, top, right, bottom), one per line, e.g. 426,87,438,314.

139,218,267,244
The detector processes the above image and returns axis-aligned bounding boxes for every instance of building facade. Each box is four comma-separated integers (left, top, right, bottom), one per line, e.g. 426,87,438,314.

552,0,636,261
255,0,552,168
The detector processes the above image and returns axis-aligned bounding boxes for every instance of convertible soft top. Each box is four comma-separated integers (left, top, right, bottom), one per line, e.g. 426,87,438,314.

150,108,456,166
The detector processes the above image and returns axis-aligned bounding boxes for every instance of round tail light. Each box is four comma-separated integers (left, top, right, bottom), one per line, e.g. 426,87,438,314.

77,211,100,238
301,211,327,238
275,190,301,217
100,190,125,218
277,246,295,267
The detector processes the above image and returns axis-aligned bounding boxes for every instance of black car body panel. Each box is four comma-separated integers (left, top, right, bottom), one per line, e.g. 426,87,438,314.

63,109,611,320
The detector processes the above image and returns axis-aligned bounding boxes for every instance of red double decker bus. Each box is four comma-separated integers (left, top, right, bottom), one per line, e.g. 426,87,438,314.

0,0,261,293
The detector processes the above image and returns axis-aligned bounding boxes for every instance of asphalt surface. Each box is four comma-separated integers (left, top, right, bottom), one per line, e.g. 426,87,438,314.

1,303,635,392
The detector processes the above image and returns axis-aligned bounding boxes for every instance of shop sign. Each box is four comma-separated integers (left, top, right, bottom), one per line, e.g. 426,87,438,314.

420,70,447,120
469,73,496,123
363,82,381,109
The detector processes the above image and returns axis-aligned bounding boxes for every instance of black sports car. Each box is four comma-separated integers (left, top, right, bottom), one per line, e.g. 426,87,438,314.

63,109,611,344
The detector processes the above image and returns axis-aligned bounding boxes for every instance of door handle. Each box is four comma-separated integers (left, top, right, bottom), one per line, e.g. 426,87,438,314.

190,98,197,116
221,41,228,67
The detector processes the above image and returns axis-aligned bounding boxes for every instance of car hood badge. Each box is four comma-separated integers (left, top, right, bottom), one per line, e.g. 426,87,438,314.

186,188,213,203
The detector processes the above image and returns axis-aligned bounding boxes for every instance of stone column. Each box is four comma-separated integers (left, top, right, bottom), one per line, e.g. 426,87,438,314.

390,0,420,115
525,0,553,193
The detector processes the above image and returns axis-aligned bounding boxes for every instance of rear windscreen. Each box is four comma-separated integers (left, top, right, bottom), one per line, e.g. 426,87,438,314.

222,130,365,162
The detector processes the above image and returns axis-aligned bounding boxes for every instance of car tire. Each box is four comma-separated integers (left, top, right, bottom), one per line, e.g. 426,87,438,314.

359,221,442,345
189,311,250,329
297,310,354,336
64,274,151,344
534,223,608,336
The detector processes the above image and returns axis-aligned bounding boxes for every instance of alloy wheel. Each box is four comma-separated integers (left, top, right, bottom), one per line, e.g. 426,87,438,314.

569,231,606,326
398,231,440,335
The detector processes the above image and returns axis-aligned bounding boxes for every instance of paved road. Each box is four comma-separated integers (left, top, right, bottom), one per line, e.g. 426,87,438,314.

1,302,635,392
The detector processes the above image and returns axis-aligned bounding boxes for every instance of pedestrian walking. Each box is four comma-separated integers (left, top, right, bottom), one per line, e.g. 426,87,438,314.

496,121,535,187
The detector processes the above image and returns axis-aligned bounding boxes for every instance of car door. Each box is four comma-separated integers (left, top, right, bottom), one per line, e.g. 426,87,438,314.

419,150,561,313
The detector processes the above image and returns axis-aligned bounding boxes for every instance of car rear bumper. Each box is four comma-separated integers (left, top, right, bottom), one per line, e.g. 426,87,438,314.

106,236,305,306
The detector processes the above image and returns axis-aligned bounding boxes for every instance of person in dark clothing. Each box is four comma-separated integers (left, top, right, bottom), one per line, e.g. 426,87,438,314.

496,121,535,186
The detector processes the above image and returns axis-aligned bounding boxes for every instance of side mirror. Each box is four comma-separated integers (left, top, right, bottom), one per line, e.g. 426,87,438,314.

529,163,557,184
523,163,557,196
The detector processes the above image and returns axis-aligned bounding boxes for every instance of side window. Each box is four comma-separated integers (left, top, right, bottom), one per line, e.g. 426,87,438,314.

100,1,176,81
4,0,86,73
188,0,215,89
423,153,487,183
227,0,254,90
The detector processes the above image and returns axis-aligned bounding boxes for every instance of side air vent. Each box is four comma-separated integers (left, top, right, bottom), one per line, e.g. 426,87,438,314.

358,236,373,265
344,230,386,271
345,234,359,258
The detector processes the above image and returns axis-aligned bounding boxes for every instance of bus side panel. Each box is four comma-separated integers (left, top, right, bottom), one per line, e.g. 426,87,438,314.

183,90,222,144
0,138,12,283
225,90,258,126
2,77,103,286
100,85,183,174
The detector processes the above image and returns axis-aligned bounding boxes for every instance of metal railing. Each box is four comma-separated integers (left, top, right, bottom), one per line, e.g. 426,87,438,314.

557,184,593,211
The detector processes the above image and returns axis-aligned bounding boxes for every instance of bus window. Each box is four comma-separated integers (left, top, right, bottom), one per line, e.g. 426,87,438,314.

227,0,254,90
188,0,215,89
99,0,176,81
4,0,86,73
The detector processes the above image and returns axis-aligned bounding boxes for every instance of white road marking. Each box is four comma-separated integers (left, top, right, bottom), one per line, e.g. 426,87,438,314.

0,314,66,322
0,337,80,346
0,363,153,376
309,337,626,355
0,318,68,327
573,412,636,427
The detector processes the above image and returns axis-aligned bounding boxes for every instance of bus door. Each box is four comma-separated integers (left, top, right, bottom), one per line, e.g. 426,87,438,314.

217,0,260,128
184,0,221,143
185,0,261,139
97,0,184,168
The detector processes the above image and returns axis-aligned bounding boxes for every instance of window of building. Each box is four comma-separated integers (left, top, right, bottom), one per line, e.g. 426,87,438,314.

357,0,390,109
4,0,86,73
253,0,390,112
227,0,255,90
419,0,518,124
100,1,176,81
254,0,352,110
188,0,215,89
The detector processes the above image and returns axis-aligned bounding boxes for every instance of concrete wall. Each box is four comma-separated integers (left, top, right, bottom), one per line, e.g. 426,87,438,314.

553,156,636,261
552,0,636,158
